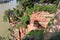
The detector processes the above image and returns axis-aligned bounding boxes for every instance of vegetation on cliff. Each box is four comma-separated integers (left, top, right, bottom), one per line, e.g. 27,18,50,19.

3,0,60,40
3,0,57,28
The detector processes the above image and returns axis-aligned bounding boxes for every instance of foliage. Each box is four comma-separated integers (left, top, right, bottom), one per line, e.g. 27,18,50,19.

3,15,8,22
12,8,22,21
21,16,29,23
3,8,22,22
34,4,41,11
47,5,57,13
25,7,33,16
13,15,30,28
3,10,9,22
21,15,30,28
22,30,44,40
13,8,22,17
3,9,13,22
16,0,34,9
3,8,30,28
3,0,57,28
34,4,57,13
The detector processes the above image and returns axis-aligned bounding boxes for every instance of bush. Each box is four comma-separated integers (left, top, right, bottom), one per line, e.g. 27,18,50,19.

34,4,57,13
21,15,30,28
25,7,33,16
22,30,44,40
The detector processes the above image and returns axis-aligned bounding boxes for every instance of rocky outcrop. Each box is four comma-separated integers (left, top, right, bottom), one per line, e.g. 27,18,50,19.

30,11,54,28
9,11,54,40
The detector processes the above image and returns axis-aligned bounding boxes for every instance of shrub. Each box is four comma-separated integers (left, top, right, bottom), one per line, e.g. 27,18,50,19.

47,5,57,13
34,4,57,13
34,4,42,11
22,30,44,40
25,7,33,16
21,15,30,28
